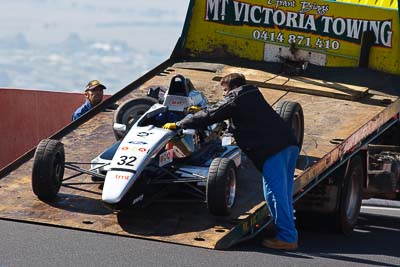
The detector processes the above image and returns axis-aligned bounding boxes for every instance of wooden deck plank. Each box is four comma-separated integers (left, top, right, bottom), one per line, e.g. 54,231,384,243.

217,66,369,101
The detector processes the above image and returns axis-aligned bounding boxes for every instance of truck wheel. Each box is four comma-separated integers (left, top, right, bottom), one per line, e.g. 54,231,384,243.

113,97,158,140
32,139,65,200
207,158,237,216
335,155,364,235
275,101,304,151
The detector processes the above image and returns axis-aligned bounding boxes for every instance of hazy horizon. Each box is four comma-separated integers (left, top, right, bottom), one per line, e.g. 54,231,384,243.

0,1,189,94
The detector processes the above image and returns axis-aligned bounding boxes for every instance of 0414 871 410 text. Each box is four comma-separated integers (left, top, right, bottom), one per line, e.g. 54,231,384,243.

252,29,340,50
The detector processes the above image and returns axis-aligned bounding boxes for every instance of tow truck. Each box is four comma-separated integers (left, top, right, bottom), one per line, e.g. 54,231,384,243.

0,0,399,249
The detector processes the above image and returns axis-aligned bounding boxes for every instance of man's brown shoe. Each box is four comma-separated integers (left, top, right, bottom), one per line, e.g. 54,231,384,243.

261,238,298,251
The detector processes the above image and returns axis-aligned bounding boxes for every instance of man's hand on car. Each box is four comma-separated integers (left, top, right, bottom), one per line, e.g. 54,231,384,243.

163,122,177,130
188,105,202,114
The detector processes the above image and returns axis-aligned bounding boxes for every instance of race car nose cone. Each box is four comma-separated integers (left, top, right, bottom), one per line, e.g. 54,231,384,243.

102,170,134,203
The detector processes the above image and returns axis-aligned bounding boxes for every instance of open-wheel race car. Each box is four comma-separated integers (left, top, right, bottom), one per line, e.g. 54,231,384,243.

32,75,241,215
31,74,304,216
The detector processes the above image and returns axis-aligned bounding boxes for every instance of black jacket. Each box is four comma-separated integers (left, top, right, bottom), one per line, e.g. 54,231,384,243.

178,85,298,171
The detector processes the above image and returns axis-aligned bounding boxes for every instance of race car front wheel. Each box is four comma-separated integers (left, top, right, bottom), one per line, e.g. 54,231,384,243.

32,139,65,200
113,97,158,140
207,158,237,216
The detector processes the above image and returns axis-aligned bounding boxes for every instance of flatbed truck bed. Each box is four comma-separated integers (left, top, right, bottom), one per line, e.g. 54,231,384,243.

1,58,399,249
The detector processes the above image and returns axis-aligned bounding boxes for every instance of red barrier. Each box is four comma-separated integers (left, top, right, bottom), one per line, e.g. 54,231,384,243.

0,88,109,169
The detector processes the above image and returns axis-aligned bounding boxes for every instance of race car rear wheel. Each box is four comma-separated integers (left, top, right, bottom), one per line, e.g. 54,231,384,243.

113,97,158,140
274,101,304,151
32,139,65,200
207,158,237,216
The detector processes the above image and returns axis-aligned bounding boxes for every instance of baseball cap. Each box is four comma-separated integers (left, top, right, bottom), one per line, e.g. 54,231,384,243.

85,80,106,91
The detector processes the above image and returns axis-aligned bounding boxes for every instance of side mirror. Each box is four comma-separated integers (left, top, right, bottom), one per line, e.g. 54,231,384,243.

113,123,127,132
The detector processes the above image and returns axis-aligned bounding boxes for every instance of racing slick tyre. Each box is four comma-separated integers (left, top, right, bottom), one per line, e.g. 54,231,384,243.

32,139,65,201
274,101,304,151
207,158,237,216
335,155,364,235
113,97,158,140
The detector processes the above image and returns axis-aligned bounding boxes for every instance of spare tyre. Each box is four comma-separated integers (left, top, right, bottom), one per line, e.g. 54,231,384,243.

113,97,158,140
275,101,304,151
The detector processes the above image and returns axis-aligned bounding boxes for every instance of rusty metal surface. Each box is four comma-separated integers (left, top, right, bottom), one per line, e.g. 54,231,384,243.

0,157,263,249
0,66,266,248
0,60,399,249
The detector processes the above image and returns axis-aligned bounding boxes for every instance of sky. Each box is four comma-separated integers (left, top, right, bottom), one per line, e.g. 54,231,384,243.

0,0,189,94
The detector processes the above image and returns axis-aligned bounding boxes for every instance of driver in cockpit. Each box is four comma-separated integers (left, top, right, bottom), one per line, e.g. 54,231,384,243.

155,75,206,125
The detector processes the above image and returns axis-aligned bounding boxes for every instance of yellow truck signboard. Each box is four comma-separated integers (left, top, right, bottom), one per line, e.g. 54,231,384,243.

184,0,400,74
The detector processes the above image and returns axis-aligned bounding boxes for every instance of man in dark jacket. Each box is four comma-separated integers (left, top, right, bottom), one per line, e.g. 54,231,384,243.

163,73,299,250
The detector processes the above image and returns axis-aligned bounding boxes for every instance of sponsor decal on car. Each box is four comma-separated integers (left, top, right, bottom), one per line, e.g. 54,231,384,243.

115,174,130,180
159,149,173,167
128,141,148,145
170,99,184,106
120,146,148,153
132,194,144,205
137,132,153,137
173,146,186,158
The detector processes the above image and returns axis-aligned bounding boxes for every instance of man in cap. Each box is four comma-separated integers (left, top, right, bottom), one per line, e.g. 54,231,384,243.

72,80,106,121
163,73,299,250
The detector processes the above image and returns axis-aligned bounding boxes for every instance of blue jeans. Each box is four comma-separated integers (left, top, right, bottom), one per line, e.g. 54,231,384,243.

262,146,299,243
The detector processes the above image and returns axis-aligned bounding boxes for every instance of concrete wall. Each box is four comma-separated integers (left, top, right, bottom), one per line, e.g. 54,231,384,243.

0,88,86,169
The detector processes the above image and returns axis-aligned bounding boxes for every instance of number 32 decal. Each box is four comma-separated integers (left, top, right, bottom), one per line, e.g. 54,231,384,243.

117,155,137,166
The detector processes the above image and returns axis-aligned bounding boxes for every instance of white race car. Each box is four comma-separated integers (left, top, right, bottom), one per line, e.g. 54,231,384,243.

32,75,241,216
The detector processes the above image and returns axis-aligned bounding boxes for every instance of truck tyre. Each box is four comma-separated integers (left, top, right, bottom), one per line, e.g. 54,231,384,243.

32,139,65,200
275,101,304,151
113,97,158,140
207,158,237,216
335,155,364,235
